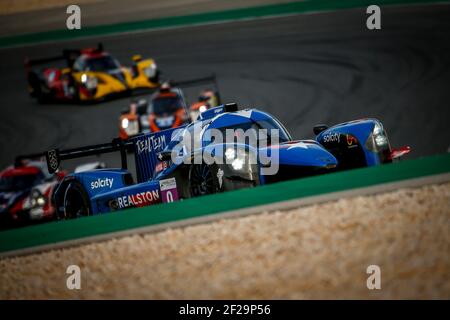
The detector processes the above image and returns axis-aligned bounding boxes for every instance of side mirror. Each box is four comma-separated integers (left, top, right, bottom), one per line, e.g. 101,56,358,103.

313,124,328,135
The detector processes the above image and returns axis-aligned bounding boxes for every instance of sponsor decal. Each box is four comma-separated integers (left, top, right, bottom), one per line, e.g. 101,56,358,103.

117,190,161,209
136,135,166,155
346,134,358,147
323,132,340,143
159,178,179,203
90,178,114,190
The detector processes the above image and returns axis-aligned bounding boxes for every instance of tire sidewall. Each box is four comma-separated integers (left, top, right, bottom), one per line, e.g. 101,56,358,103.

188,162,221,197
61,181,92,219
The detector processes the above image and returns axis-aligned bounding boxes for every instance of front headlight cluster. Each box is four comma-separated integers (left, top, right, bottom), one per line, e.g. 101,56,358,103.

81,74,98,90
121,118,139,136
225,147,246,171
31,190,46,208
144,63,157,79
121,118,129,129
365,122,390,152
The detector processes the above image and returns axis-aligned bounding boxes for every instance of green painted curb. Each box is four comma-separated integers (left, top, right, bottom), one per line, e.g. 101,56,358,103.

1,0,447,48
0,153,449,253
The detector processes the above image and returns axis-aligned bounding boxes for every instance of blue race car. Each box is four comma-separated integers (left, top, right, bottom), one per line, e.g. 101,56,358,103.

44,103,410,219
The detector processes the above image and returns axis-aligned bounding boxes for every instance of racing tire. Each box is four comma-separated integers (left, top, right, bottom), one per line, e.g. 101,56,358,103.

60,181,92,220
188,162,256,197
189,163,218,197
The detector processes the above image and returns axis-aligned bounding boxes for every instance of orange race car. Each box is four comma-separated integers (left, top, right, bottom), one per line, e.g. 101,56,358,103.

119,76,221,139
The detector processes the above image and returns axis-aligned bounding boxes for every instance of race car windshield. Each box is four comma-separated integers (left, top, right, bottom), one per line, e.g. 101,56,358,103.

85,56,120,72
152,97,184,115
0,174,38,191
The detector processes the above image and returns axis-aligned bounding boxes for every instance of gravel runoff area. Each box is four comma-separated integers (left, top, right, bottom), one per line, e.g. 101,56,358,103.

0,183,449,299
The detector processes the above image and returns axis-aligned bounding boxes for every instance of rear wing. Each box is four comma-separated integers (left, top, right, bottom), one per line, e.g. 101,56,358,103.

24,55,67,70
43,138,132,174
40,127,179,182
25,51,76,71
24,43,104,71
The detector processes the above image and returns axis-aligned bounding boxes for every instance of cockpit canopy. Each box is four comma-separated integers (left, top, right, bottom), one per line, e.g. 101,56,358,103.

164,108,292,156
73,54,121,72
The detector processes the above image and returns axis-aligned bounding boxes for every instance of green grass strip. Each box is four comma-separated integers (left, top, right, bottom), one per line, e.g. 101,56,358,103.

0,153,449,253
1,0,448,48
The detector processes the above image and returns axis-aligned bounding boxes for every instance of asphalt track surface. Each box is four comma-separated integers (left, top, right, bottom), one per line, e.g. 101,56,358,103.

0,4,449,174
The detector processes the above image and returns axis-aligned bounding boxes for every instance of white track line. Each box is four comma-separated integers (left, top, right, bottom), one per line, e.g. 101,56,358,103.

1,172,449,259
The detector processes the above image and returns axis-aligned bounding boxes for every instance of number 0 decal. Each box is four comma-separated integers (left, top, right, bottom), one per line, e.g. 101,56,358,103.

166,190,174,203
159,178,179,203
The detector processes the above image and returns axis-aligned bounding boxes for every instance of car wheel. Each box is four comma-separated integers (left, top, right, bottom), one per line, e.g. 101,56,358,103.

62,181,91,219
188,161,259,197
189,163,218,197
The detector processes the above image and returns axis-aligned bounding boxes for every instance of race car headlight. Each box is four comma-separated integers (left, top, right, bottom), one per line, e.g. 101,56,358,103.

81,74,98,90
121,118,129,129
373,122,383,136
375,134,388,147
122,119,139,136
87,76,98,90
225,147,248,171
199,105,208,113
35,196,46,206
231,158,244,171
365,122,389,152
31,191,46,208
225,148,236,161
144,64,157,79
